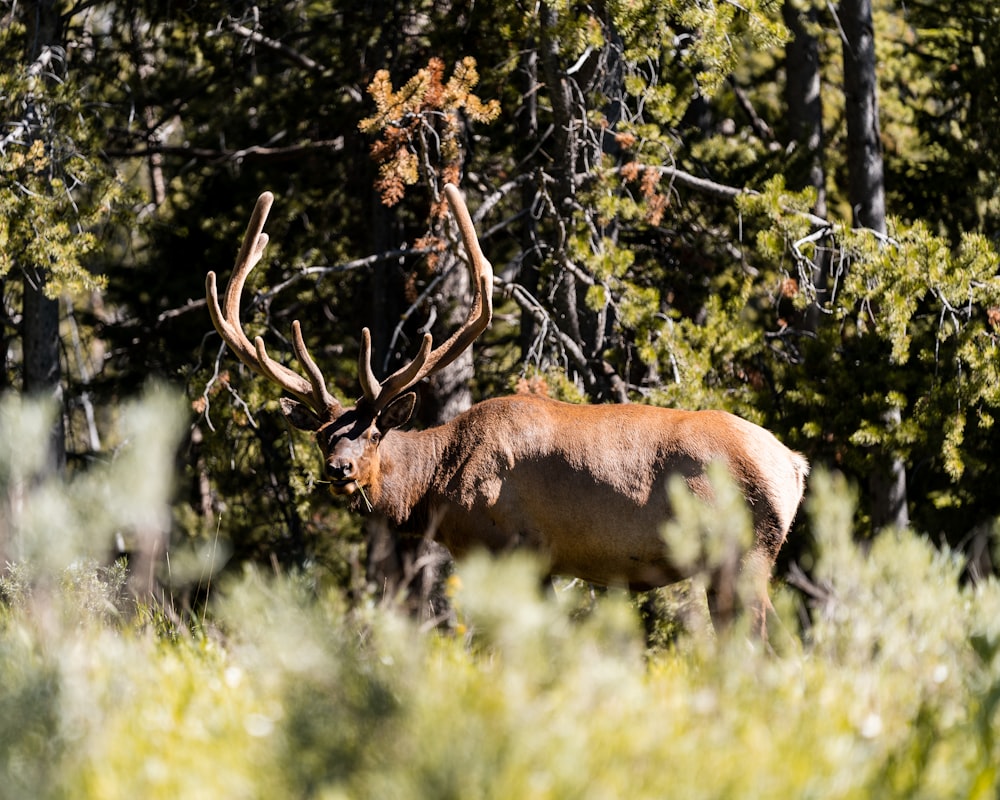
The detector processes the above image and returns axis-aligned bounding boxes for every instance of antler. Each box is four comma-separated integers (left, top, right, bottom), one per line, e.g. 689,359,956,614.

358,183,494,413
206,191,336,415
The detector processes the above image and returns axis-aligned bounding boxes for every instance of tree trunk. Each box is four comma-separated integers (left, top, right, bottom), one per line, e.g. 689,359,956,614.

784,0,827,218
22,0,66,475
841,0,887,231
783,0,828,332
22,273,66,474
537,2,616,399
538,0,585,385
841,0,886,231
426,249,473,426
517,46,542,361
0,277,9,393
365,184,465,622
839,0,909,530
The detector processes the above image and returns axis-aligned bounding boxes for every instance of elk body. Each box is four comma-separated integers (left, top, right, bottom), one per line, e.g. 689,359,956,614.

207,186,809,636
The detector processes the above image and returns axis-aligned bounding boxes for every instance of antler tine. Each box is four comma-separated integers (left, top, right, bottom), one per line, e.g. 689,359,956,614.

206,192,333,415
408,183,493,374
291,320,336,411
357,328,380,404
362,183,494,413
360,327,434,410
223,192,273,322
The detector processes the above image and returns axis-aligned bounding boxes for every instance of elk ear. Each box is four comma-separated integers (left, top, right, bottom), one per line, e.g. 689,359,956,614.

379,392,416,431
279,397,323,431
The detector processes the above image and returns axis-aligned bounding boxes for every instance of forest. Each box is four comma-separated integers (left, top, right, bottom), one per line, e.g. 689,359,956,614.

3,0,1000,796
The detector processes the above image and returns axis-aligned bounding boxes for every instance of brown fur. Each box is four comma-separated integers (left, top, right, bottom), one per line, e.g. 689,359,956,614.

311,393,808,636
209,188,808,638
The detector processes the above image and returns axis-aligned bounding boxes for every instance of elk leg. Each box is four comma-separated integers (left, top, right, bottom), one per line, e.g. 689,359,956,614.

739,548,775,640
704,547,774,640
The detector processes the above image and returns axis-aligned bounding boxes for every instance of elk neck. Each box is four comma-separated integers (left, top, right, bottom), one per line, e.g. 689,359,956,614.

366,423,452,526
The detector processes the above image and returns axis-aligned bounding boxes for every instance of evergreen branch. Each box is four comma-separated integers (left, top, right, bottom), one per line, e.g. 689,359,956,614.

653,165,744,202
157,298,207,325
261,251,432,302
643,165,833,229
628,165,902,259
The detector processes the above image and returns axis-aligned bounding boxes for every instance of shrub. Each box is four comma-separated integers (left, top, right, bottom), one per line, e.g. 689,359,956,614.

1,391,999,798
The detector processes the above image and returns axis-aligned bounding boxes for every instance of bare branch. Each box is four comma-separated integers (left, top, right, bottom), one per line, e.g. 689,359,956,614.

497,275,598,393
218,19,322,72
106,137,345,164
728,78,775,141
261,249,432,303
158,297,207,325
466,173,536,224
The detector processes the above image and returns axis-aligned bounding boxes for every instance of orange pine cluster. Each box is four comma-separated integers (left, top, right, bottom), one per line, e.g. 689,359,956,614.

360,57,500,208
620,157,670,226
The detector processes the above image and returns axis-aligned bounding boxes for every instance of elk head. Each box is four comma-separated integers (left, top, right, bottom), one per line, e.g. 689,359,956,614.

206,185,494,499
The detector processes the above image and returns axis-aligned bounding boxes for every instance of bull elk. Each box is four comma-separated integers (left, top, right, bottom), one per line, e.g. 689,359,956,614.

207,185,809,637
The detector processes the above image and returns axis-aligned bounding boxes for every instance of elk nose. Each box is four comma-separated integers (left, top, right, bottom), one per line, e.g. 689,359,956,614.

326,459,355,482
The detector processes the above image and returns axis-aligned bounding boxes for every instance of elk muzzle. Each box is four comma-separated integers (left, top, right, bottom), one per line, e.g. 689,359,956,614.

326,458,360,494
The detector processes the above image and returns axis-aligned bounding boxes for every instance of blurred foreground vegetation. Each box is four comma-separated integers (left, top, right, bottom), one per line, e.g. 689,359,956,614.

3,392,1000,799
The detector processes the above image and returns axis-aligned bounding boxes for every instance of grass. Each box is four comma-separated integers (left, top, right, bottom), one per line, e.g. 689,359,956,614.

2,391,1000,799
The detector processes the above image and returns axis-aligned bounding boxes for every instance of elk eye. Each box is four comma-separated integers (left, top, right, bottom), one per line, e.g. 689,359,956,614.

369,431,381,445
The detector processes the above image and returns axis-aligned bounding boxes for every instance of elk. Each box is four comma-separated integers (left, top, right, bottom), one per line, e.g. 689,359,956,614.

207,185,809,637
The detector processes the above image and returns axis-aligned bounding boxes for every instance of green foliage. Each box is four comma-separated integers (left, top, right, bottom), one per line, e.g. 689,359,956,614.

538,0,787,105
831,222,1000,480
740,186,1000,530
2,408,1000,798
877,0,1000,237
0,25,130,297
0,386,184,574
661,461,753,577
0,618,63,800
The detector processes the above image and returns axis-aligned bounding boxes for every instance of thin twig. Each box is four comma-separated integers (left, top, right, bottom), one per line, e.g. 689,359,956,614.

106,137,345,163
217,18,323,72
